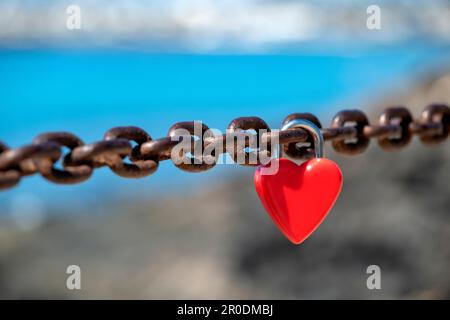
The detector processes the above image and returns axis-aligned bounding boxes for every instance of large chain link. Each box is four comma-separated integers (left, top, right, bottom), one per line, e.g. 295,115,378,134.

1,104,449,191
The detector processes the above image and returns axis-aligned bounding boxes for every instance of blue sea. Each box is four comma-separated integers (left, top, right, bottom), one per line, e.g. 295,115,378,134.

0,43,449,210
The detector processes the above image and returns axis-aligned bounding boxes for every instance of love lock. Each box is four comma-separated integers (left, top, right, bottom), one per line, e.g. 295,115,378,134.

254,119,343,245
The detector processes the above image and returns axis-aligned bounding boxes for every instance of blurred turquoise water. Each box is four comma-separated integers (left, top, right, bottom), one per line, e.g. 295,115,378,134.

0,44,449,208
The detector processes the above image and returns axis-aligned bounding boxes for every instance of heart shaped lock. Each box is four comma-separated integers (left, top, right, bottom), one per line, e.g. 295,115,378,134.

254,119,343,244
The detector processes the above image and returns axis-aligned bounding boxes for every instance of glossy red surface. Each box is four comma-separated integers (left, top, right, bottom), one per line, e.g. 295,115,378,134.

254,158,343,245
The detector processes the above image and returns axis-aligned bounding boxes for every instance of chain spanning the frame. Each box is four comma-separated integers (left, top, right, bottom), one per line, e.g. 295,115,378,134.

0,104,449,191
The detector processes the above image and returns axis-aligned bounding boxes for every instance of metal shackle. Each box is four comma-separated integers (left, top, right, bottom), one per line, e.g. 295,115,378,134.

278,119,324,160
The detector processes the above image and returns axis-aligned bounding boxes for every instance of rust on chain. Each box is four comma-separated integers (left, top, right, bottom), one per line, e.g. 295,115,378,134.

167,121,216,172
0,104,449,190
139,137,179,161
0,142,60,175
363,124,401,139
227,117,270,166
376,107,413,150
67,139,131,168
331,109,370,155
418,104,450,144
323,126,357,141
0,142,21,190
103,126,159,178
261,129,309,147
31,132,93,184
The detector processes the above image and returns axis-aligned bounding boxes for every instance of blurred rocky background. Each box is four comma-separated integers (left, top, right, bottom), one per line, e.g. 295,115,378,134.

0,70,449,299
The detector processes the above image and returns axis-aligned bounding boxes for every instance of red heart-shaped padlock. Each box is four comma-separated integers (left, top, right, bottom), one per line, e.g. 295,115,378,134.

254,157,343,244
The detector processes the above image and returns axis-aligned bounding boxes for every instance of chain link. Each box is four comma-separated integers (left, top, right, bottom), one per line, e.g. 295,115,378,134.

0,104,449,191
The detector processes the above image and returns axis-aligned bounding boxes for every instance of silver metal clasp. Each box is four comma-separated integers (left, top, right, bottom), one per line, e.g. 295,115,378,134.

278,119,324,163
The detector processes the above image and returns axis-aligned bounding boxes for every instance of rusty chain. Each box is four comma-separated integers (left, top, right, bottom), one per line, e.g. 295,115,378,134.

0,104,449,191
